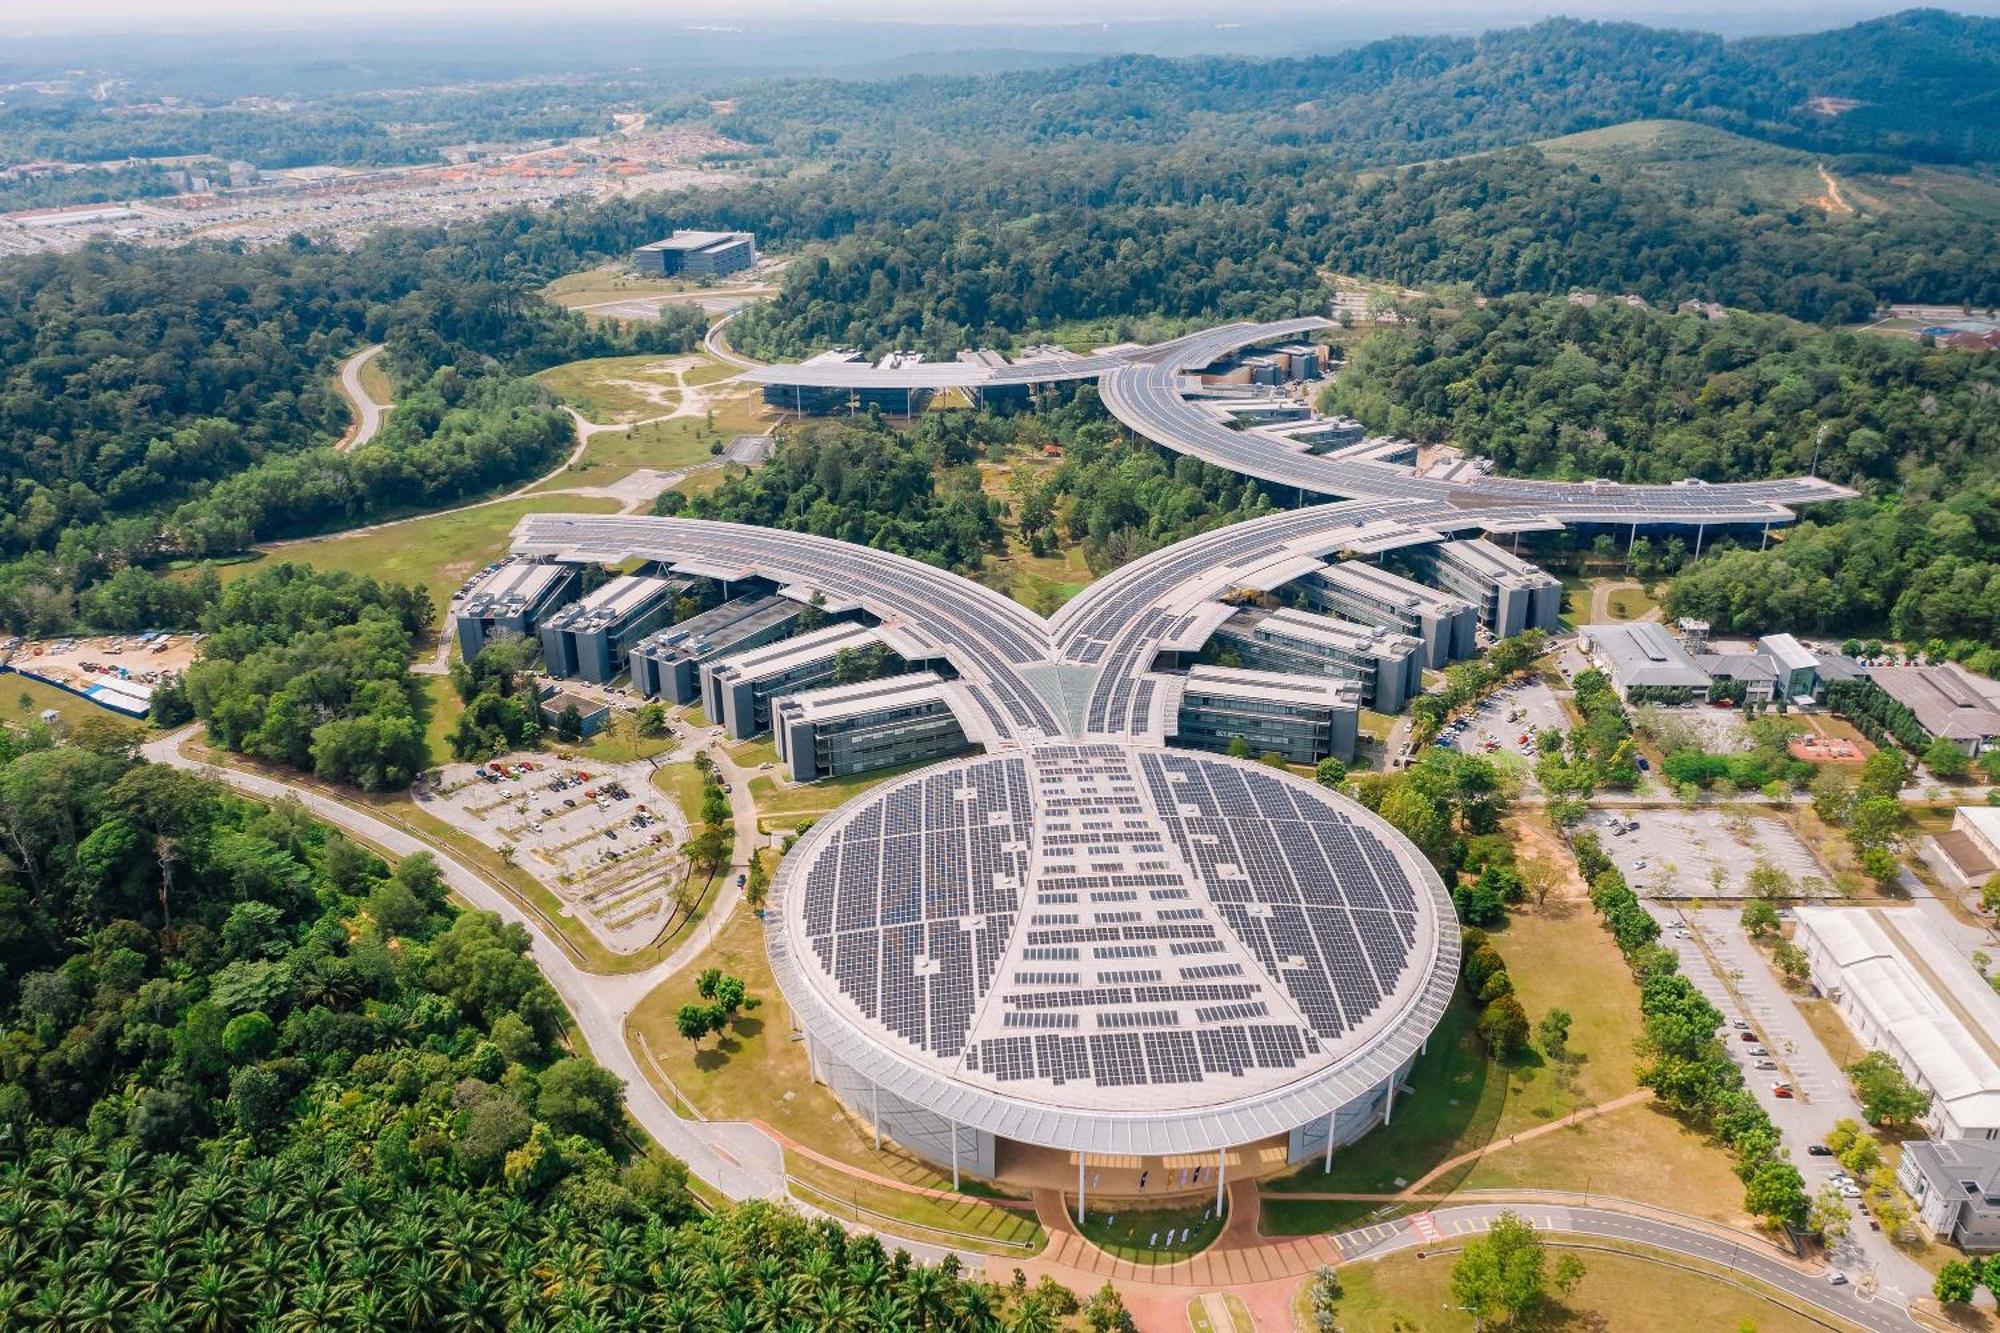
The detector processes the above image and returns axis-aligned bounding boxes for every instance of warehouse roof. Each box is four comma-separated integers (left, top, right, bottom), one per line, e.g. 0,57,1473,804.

1582,622,1711,690
1797,907,2000,1135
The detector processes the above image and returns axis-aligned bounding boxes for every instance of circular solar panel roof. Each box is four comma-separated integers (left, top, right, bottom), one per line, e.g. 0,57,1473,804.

768,743,1458,1155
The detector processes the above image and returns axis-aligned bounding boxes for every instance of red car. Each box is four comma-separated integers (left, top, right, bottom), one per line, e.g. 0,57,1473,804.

1738,1031,1758,1042
1772,1085,1795,1099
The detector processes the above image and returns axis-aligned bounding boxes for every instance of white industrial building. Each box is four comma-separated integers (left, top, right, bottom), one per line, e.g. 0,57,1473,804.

1794,907,2000,1142
1579,622,1712,702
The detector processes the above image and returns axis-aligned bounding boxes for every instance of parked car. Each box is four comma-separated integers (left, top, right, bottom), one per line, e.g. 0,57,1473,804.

1738,1031,1758,1042
1807,1145,1833,1156
1827,1272,1849,1286
1771,1083,1794,1098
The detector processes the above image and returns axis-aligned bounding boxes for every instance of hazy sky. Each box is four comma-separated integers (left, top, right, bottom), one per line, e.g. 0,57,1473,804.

17,0,1995,35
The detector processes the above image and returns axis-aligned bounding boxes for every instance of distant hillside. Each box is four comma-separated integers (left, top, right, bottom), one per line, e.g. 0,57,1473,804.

1535,120,2000,227
716,10,2000,169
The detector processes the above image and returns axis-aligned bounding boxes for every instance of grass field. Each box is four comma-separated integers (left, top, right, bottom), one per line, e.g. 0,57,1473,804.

1075,1198,1224,1264
1303,1243,1834,1333
745,760,930,826
534,354,690,423
543,267,699,306
2,672,139,733
975,445,1098,612
357,353,395,407
623,906,1040,1253
1267,857,1752,1231
783,1151,1045,1256
533,388,771,491
225,494,624,624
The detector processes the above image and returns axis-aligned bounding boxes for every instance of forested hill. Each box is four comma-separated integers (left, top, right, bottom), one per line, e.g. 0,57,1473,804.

717,10,2000,168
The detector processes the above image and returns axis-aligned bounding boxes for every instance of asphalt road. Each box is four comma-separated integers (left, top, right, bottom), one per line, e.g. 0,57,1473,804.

1333,1201,1924,1333
335,344,392,452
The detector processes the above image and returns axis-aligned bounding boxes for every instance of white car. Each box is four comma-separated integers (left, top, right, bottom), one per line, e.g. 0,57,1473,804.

1827,1271,1849,1286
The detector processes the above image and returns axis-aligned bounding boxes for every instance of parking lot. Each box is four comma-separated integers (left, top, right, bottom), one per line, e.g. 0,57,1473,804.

1434,675,1569,772
1597,808,1829,899
417,752,692,953
1648,905,1931,1301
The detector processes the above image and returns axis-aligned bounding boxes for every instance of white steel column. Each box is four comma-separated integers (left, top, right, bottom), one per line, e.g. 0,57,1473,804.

1323,1110,1337,1171
871,1082,881,1150
1215,1149,1227,1216
1077,1156,1087,1225
950,1128,960,1191
1384,1074,1397,1126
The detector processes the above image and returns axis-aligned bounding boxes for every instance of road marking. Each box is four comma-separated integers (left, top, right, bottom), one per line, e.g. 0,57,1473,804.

1408,1212,1442,1244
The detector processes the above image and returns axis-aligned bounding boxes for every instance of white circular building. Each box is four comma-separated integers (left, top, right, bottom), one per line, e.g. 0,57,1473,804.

767,742,1457,1204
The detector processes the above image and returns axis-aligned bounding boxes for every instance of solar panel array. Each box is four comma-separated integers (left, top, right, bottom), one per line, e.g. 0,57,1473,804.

792,746,1431,1100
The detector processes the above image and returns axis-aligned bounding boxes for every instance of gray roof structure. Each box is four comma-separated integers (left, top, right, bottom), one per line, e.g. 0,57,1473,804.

740,317,1852,529
1582,622,1712,691
1869,664,2000,746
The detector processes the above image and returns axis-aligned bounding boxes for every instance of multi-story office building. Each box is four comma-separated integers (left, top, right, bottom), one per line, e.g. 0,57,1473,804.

702,622,907,740
628,594,803,705
1209,607,1423,713
1172,664,1362,765
453,561,581,665
631,230,756,278
773,672,974,782
537,575,687,684
1396,539,1560,639
1296,561,1476,668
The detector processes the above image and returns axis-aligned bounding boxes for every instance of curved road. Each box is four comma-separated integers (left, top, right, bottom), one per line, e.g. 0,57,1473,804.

334,344,393,452
704,310,762,370
1331,1200,1918,1333
139,727,789,1209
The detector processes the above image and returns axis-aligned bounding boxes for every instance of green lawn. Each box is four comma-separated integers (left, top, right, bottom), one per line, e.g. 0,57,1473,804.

357,353,395,407
1074,1198,1225,1264
1307,1242,1834,1333
224,494,624,623
1265,996,1501,1202
534,355,687,422
1266,873,1752,1232
784,1152,1045,1256
746,759,936,826
2,673,143,733
532,389,771,491
725,737,779,770
542,266,698,307
422,675,464,768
